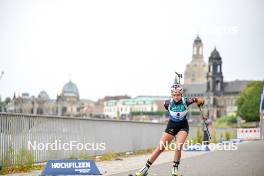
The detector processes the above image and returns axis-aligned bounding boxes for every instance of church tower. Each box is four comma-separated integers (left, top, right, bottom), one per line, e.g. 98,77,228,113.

206,48,224,96
184,35,207,84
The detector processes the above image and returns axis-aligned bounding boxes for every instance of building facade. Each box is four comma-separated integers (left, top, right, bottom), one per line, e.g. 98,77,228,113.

184,35,208,84
104,96,168,119
7,80,92,117
183,36,250,119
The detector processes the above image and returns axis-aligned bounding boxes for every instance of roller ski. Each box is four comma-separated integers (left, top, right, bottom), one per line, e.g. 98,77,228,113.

128,172,148,176
129,165,149,176
171,166,182,176
128,173,148,176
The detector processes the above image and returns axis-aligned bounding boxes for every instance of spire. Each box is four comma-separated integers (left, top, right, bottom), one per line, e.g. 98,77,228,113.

210,47,220,58
194,35,202,44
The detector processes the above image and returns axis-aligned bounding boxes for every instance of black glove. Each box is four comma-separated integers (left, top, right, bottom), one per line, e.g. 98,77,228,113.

164,100,170,110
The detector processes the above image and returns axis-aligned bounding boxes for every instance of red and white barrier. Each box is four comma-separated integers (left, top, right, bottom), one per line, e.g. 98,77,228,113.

237,128,261,140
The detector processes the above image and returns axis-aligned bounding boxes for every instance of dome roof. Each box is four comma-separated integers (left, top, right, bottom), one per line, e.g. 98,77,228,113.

38,91,50,100
62,80,79,97
210,48,221,58
194,35,202,44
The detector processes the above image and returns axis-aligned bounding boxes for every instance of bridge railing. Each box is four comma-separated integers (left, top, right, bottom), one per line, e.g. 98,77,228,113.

0,112,165,165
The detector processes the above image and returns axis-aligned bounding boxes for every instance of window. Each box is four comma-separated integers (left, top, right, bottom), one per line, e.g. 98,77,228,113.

216,81,221,91
217,65,221,73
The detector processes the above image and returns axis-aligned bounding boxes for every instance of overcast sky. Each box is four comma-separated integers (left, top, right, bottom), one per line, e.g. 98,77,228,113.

0,0,263,101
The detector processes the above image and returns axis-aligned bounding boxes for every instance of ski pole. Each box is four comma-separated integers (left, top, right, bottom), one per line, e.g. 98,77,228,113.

199,106,211,141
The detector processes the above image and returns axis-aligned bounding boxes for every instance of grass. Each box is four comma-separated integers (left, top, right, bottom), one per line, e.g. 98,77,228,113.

213,115,237,128
213,115,259,128
100,152,117,161
0,164,44,175
0,148,44,175
240,122,259,128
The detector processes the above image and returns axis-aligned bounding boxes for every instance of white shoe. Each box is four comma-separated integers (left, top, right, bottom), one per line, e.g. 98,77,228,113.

171,167,180,176
135,166,148,176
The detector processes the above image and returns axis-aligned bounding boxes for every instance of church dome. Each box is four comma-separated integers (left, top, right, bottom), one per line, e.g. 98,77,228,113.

62,80,79,97
210,48,221,58
194,35,202,44
38,90,50,100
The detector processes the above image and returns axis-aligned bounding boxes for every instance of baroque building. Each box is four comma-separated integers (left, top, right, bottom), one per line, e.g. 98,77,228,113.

7,80,88,117
183,36,250,119
184,35,208,84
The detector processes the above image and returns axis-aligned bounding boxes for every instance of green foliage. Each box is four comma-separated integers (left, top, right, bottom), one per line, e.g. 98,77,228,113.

217,115,237,124
190,138,197,144
79,153,93,160
210,127,218,143
225,130,231,141
214,115,237,128
0,148,36,175
237,81,263,122
16,149,34,168
190,110,200,115
218,130,232,141
0,97,11,112
2,147,15,166
100,152,117,161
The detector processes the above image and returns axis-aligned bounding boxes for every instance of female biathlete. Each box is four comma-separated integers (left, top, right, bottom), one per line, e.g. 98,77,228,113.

135,83,204,176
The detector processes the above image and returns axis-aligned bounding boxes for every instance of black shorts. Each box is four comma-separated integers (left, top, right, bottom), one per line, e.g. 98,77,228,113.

165,119,189,136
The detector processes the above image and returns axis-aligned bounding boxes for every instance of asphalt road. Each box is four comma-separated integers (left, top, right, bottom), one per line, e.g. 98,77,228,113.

111,140,264,176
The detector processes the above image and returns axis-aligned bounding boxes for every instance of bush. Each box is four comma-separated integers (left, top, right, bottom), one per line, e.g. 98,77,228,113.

0,148,35,175
190,110,200,116
100,152,117,161
3,147,14,166
16,149,34,168
217,115,237,124
225,130,231,141
214,115,237,128
237,81,263,122
210,127,218,144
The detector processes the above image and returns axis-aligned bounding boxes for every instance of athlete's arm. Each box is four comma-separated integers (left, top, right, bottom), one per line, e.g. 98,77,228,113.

186,97,204,107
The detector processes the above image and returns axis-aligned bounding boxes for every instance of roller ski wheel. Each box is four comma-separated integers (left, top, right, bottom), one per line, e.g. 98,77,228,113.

171,167,182,176
171,174,183,176
128,172,148,176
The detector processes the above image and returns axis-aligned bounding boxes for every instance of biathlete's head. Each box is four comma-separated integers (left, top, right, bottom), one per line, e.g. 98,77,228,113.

170,83,183,102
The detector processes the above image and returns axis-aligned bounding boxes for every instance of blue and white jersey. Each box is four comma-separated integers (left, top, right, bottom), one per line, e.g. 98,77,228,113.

165,97,195,122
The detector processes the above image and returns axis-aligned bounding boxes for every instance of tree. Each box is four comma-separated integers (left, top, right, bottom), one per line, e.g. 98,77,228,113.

236,81,263,122
0,97,11,112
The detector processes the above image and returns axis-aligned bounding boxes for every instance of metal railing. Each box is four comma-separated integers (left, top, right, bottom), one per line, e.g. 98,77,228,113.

0,113,165,165
0,112,237,166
